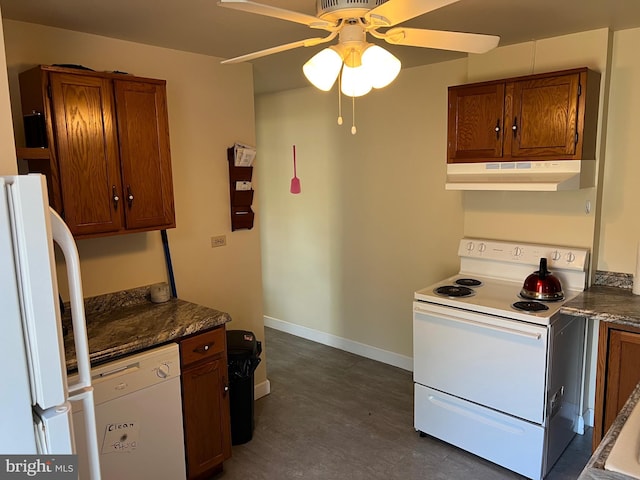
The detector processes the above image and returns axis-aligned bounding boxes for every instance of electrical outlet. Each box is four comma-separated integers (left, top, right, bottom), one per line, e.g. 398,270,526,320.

211,235,227,248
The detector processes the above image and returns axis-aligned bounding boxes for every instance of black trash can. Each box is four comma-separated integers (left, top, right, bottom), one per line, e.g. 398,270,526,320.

226,330,262,445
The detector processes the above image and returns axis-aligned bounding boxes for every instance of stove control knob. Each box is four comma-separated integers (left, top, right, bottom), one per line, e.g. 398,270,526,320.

552,250,561,261
513,246,523,257
466,241,474,252
566,252,576,263
478,243,486,253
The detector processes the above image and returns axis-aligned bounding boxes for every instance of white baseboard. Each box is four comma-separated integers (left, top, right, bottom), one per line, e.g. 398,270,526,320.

584,407,594,428
264,316,413,371
576,407,594,434
255,379,271,400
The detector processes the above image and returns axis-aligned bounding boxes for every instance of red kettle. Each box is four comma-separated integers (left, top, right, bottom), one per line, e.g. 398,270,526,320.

520,258,564,301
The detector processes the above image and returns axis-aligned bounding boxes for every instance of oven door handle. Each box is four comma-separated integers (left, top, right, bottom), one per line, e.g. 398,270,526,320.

413,306,542,340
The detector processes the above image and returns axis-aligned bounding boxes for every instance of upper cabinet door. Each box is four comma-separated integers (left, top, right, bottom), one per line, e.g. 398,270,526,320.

114,80,175,230
510,73,581,158
448,83,505,163
49,73,123,236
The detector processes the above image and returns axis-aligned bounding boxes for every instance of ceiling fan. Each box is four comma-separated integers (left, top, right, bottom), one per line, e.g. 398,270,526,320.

217,0,499,133
217,0,500,64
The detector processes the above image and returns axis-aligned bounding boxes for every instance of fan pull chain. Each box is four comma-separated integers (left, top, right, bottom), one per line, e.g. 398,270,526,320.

351,95,357,135
337,70,343,126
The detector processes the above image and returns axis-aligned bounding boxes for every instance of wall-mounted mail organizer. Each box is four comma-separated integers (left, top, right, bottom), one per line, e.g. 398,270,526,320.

227,147,255,231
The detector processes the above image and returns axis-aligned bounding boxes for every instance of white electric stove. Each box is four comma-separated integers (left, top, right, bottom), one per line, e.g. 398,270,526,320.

413,238,590,480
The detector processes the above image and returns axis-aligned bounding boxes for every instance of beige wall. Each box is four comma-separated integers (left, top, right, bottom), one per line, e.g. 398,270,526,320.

599,27,640,273
0,7,16,174
256,59,467,362
2,20,267,386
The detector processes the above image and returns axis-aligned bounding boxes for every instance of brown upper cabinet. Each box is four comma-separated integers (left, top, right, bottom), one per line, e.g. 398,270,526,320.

18,65,175,238
447,68,600,164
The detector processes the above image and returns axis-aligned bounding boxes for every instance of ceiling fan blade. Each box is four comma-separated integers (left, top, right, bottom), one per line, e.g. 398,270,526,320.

366,0,460,27
221,36,334,64
385,27,499,54
217,0,334,29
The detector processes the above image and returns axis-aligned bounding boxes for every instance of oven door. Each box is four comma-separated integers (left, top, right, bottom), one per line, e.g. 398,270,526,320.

413,301,549,424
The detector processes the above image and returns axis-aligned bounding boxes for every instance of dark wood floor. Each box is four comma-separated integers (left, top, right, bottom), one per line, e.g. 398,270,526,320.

216,327,592,480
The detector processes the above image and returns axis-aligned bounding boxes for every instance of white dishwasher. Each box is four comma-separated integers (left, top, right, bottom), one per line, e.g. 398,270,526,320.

70,343,186,480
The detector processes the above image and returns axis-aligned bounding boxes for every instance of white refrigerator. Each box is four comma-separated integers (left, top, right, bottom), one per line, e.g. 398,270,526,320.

0,174,101,479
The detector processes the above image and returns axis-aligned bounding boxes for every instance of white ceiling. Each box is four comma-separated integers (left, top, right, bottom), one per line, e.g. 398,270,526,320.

2,0,640,94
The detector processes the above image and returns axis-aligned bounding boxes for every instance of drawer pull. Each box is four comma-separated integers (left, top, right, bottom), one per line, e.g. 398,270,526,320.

193,343,214,354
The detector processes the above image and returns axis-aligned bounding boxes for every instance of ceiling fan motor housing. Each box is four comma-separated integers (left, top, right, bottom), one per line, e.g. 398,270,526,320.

317,0,388,22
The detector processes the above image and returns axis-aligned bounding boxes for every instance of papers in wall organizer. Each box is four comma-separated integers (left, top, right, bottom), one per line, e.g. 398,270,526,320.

235,181,252,191
233,142,256,167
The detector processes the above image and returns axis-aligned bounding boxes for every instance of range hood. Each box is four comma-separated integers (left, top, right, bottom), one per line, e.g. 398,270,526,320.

445,160,596,191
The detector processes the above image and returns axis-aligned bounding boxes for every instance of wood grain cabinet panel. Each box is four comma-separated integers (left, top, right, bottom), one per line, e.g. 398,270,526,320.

18,65,175,238
447,83,505,162
114,80,175,230
447,68,599,164
511,73,581,158
48,72,123,236
180,327,232,479
593,322,640,451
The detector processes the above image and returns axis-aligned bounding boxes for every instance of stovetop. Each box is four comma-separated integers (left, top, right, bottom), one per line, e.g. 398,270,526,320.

414,273,582,326
414,238,590,326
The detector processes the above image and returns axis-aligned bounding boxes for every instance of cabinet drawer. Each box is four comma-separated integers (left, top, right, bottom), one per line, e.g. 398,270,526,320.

181,327,226,367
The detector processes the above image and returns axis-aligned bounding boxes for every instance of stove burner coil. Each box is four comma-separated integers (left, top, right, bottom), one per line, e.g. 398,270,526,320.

434,285,475,298
512,301,549,313
455,278,483,287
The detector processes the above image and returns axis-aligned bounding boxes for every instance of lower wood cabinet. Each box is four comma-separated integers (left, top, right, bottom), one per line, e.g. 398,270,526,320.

593,321,640,451
180,326,232,479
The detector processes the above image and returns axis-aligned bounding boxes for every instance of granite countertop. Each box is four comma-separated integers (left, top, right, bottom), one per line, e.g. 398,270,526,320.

562,285,640,329
63,285,232,371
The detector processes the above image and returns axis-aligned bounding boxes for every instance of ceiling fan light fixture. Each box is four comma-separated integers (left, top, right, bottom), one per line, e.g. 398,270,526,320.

361,44,401,89
303,47,343,91
341,63,373,97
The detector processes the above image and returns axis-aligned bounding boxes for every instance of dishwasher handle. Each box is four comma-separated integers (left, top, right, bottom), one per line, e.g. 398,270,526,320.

94,362,140,380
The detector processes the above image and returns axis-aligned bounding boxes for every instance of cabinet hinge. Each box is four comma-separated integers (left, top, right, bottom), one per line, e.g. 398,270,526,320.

578,83,582,97
47,83,52,99
575,132,579,145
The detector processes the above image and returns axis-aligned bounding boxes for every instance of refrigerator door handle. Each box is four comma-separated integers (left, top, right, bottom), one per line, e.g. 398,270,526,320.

68,386,101,480
50,209,101,480
50,209,92,390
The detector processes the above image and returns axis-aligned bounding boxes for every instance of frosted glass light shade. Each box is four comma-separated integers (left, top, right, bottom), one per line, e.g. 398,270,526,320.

303,48,343,91
341,64,372,97
361,45,401,89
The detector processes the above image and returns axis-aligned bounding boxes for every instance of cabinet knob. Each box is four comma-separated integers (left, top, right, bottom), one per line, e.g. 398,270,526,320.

495,119,501,139
512,116,518,137
127,185,134,208
193,343,213,354
112,185,120,209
